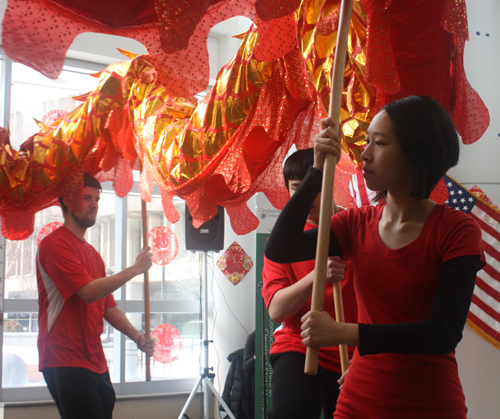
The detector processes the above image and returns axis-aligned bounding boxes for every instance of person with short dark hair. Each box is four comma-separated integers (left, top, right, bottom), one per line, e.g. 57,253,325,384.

265,96,485,418
57,173,103,213
262,148,357,419
37,173,155,419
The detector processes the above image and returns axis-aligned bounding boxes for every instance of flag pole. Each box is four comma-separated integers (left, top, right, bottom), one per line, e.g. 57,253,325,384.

304,0,353,376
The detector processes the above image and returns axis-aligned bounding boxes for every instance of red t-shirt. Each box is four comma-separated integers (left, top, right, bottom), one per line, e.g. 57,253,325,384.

37,226,116,373
262,222,358,374
330,204,484,418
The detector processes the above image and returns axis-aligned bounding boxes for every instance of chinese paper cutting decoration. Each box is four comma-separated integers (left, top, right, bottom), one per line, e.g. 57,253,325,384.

151,324,183,364
147,226,179,265
42,110,68,127
217,242,254,286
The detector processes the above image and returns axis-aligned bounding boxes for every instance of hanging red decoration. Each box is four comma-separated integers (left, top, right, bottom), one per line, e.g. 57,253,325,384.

147,226,179,265
216,242,254,286
151,324,183,364
42,110,68,127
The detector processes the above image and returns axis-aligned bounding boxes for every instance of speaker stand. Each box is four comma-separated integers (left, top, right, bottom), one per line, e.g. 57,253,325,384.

178,251,236,419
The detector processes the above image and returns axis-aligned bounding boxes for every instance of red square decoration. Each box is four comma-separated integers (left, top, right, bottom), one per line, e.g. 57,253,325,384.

217,242,254,285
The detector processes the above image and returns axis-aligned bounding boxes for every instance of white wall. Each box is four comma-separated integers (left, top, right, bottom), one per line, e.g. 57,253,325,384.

210,196,257,397
452,1,500,418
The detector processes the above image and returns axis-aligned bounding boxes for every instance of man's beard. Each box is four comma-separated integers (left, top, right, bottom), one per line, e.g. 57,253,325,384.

71,211,96,228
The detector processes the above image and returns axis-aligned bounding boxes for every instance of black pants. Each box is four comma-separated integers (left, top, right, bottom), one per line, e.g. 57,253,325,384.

43,367,115,419
267,352,341,419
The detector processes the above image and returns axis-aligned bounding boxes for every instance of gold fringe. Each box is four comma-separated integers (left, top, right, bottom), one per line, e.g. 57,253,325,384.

466,318,500,351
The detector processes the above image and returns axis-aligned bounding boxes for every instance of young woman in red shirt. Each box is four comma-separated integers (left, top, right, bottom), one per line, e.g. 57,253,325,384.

265,95,485,418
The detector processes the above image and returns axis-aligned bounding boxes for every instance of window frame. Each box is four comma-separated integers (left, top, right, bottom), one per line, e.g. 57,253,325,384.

0,55,202,402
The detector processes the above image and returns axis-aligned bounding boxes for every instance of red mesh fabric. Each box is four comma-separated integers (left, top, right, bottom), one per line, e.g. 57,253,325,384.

2,0,257,97
255,0,301,21
254,13,297,62
376,0,454,110
362,2,400,95
430,178,449,204
441,0,469,41
155,0,214,54
451,38,490,144
160,189,180,225
360,0,489,143
51,0,157,27
3,0,156,86
95,158,135,198
146,0,257,97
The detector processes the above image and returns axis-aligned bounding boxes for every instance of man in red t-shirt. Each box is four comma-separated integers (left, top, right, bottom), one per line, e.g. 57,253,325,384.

37,173,155,419
262,149,357,419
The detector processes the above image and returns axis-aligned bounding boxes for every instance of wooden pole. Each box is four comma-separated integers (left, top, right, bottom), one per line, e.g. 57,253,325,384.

141,199,152,381
304,0,353,375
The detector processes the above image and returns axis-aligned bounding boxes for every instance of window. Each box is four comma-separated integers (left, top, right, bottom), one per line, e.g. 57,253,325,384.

3,192,202,399
9,61,100,150
4,205,63,390
110,193,202,384
1,59,201,401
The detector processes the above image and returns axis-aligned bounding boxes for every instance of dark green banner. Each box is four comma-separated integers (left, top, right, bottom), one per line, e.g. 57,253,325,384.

255,232,277,418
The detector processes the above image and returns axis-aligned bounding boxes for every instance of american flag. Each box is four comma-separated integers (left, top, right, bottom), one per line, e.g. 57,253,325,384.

349,172,500,349
444,175,500,349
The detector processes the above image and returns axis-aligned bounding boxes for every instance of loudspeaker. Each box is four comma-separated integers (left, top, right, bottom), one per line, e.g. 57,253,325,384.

185,204,224,251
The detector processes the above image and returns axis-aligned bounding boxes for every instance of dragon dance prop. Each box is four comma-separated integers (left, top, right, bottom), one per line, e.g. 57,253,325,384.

0,0,490,242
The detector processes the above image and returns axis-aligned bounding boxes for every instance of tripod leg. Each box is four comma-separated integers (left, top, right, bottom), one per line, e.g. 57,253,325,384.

203,377,237,419
178,375,203,419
